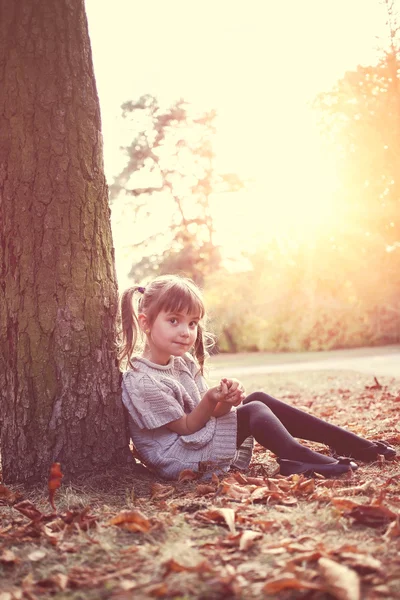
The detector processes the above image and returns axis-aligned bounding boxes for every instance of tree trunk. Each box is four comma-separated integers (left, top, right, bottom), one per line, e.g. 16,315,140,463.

0,0,129,483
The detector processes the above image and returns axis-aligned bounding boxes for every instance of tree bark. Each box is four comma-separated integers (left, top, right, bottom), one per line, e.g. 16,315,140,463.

0,0,129,482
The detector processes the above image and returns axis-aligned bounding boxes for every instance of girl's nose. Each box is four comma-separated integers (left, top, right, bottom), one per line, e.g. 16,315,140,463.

180,325,190,337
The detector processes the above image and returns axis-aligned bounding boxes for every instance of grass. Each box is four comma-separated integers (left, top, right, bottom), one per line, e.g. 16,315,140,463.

1,362,400,599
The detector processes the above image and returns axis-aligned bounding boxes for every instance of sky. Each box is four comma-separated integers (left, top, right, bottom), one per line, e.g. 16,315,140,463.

84,0,388,286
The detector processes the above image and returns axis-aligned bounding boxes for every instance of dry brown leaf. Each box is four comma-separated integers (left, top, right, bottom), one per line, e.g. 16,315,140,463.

345,504,397,527
263,575,321,593
27,549,46,562
0,549,20,565
250,486,283,503
178,469,199,482
13,500,44,522
52,573,68,591
48,462,63,511
285,551,322,567
163,558,211,574
108,509,152,532
383,518,400,539
339,552,382,574
150,483,175,501
331,498,361,511
319,557,360,600
195,507,236,534
220,481,251,501
239,530,263,551
211,473,220,485
147,582,169,597
0,484,22,506
195,484,215,496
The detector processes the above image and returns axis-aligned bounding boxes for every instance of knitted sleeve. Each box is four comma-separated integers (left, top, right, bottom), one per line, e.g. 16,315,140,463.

122,371,185,430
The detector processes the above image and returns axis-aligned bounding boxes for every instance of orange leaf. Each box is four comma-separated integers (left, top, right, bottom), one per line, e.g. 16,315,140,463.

384,518,400,539
220,481,251,500
150,483,175,501
163,558,211,574
178,469,199,482
345,504,397,527
195,508,236,534
48,462,63,510
14,500,44,522
263,575,321,593
319,557,361,600
0,484,22,505
109,509,151,532
196,484,215,496
0,549,20,565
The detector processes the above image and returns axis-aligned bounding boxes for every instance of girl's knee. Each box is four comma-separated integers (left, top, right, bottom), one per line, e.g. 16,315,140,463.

243,400,273,419
243,391,274,406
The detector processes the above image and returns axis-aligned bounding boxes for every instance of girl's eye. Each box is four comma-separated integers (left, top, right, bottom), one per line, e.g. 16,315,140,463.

169,318,178,324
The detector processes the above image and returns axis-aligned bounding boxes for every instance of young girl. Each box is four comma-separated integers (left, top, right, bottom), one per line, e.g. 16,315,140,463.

119,275,396,480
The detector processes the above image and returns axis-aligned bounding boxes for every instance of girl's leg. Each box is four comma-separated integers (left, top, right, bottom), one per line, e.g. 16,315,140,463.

241,392,372,456
236,400,337,464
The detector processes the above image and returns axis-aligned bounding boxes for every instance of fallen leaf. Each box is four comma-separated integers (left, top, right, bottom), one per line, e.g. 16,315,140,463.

338,552,382,574
0,484,22,505
263,575,321,593
319,557,360,600
163,558,211,574
251,486,283,503
147,582,169,596
345,504,397,527
109,509,152,532
178,469,199,482
239,530,263,551
195,507,236,534
13,500,44,522
52,573,68,591
0,549,20,565
220,481,251,501
48,463,63,510
150,483,175,501
211,473,220,485
28,549,47,562
195,484,215,496
384,518,400,539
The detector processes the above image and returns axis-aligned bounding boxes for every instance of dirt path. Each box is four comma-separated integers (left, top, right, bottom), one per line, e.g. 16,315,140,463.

210,345,400,379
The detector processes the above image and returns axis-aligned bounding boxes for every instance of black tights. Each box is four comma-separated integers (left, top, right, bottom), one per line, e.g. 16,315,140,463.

236,392,371,464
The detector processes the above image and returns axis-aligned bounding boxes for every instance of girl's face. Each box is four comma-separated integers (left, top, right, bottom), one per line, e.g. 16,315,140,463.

141,309,200,365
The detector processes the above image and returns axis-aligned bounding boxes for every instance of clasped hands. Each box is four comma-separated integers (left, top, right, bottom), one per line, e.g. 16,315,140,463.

209,377,246,407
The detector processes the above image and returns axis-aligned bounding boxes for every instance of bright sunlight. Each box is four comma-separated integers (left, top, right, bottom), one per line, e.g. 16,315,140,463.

85,0,393,317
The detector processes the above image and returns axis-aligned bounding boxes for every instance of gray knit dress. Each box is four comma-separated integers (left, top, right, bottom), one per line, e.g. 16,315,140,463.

121,353,254,480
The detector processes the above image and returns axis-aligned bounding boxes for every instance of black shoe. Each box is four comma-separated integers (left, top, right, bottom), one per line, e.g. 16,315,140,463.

278,457,357,478
331,440,396,462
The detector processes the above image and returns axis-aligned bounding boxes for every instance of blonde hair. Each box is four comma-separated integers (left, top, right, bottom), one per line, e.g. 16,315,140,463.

118,274,213,372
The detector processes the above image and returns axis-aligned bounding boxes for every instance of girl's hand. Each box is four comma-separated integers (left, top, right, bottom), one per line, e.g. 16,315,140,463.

204,380,232,406
220,377,245,406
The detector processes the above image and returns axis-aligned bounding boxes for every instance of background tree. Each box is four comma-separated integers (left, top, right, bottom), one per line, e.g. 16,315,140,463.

110,95,243,285
0,0,129,483
315,0,400,245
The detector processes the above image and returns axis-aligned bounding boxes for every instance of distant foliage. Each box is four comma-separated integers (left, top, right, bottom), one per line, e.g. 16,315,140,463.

205,238,400,353
110,95,243,285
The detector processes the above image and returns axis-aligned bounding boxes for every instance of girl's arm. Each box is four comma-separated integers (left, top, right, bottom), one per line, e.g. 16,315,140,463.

166,379,245,434
212,402,234,417
212,378,245,417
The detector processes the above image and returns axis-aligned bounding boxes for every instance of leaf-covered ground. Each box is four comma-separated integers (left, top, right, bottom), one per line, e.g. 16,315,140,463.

1,369,400,600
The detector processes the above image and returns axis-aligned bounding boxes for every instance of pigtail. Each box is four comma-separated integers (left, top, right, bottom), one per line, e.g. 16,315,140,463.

193,323,215,375
117,287,143,370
